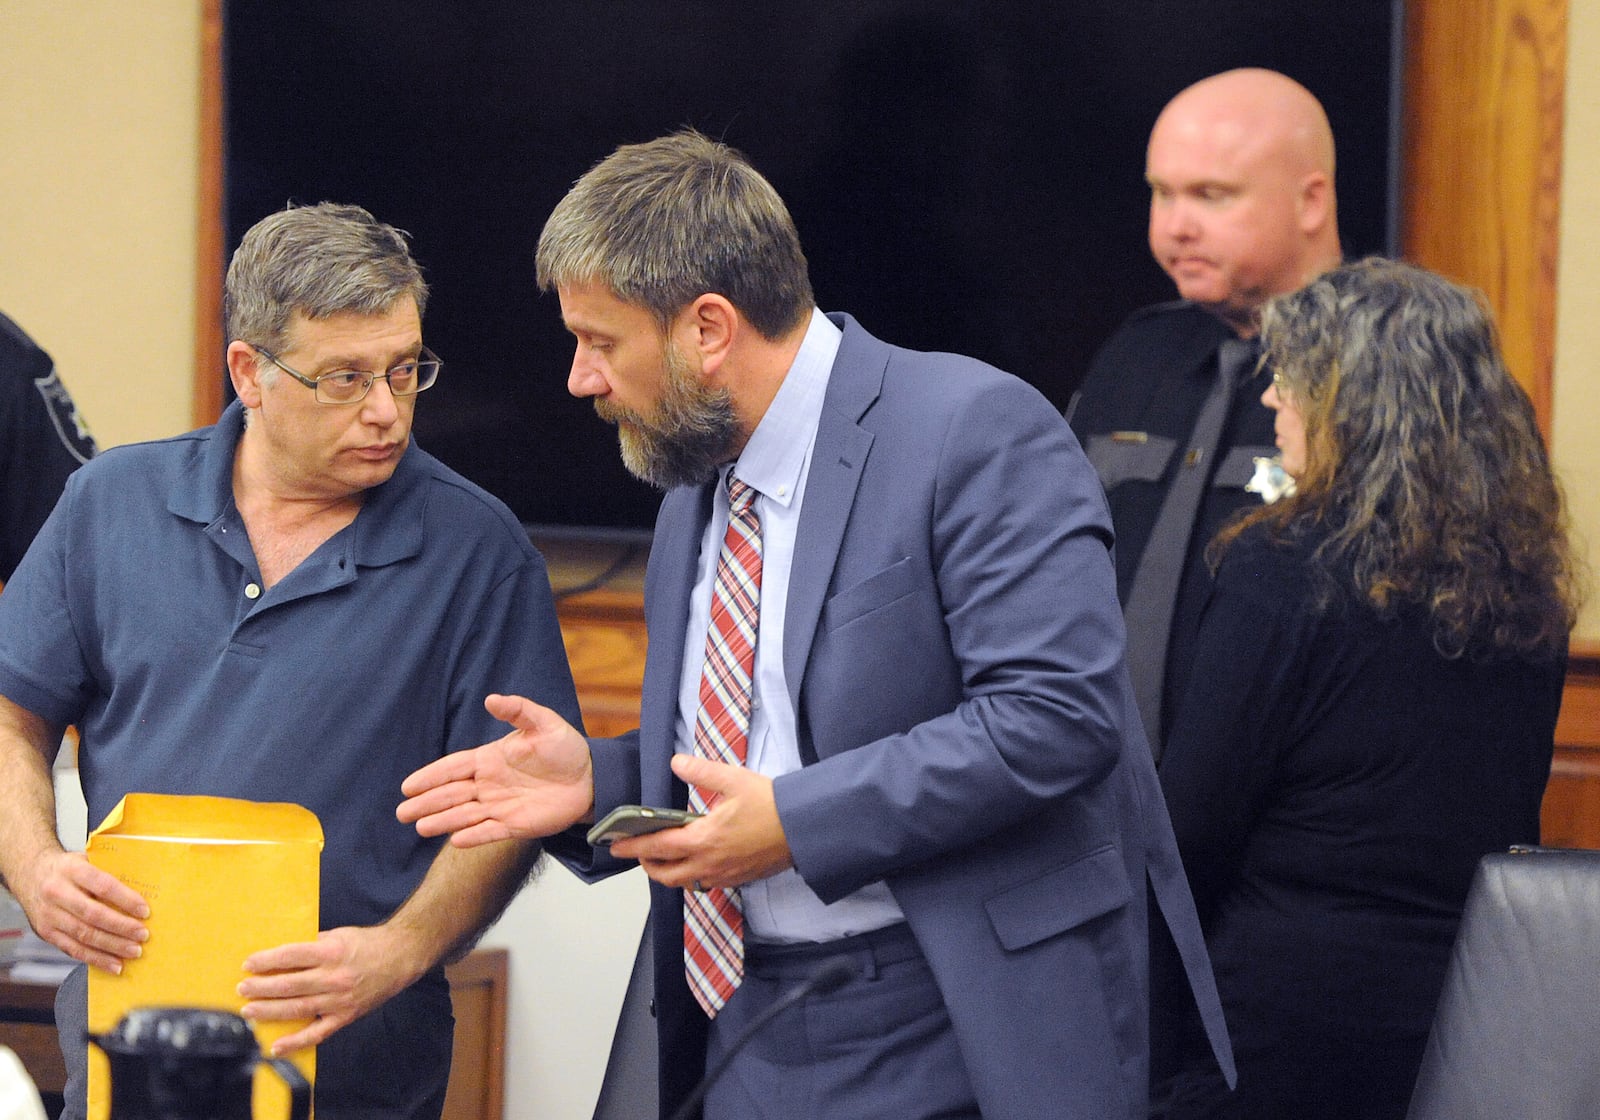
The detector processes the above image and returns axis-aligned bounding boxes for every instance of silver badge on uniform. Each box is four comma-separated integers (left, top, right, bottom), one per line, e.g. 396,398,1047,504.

1245,456,1295,504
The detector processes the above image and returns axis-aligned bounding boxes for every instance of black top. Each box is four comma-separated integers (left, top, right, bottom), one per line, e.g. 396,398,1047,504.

1068,301,1277,746
1158,522,1564,1117
0,311,95,580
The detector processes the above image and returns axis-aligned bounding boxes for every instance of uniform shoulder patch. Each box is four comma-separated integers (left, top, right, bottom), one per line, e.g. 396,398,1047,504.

33,370,97,464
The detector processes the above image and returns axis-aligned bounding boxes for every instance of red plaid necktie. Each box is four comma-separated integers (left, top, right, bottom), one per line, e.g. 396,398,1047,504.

684,472,761,1017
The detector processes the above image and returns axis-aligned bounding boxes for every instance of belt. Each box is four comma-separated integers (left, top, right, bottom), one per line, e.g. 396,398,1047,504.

745,921,922,982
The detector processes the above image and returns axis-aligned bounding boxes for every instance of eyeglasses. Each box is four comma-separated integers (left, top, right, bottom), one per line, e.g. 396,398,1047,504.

252,344,442,405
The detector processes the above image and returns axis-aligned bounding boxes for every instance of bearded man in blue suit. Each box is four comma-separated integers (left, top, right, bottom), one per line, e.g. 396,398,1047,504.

398,130,1232,1120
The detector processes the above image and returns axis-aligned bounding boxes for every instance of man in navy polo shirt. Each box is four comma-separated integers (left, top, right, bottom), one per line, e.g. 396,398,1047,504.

0,203,581,1120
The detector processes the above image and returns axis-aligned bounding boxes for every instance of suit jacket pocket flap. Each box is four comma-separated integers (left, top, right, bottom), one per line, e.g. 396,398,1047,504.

820,556,916,632
984,844,1131,951
1084,433,1178,490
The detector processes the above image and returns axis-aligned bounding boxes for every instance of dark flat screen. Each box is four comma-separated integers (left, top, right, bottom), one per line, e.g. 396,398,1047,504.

224,2,1398,537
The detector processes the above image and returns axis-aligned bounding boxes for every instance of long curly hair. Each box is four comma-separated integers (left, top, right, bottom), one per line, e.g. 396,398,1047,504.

1213,258,1582,660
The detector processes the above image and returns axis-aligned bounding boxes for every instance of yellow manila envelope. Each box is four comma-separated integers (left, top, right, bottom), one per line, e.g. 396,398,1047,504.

86,793,323,1120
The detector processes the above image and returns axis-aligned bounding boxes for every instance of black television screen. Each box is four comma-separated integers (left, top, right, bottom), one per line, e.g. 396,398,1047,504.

224,1,1399,539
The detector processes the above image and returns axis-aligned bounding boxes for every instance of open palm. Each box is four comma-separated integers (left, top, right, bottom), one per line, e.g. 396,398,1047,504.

397,694,594,846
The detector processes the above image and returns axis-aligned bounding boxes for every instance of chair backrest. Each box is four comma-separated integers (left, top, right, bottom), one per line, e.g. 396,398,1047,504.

1406,848,1600,1120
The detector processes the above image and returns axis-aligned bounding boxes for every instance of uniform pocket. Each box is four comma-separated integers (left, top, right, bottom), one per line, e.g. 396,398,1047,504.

1084,432,1178,490
1213,444,1277,489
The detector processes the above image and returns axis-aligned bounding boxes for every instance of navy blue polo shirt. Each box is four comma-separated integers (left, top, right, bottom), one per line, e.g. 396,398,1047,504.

0,401,581,931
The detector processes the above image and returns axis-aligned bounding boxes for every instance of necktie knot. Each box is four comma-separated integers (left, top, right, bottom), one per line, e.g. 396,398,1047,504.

728,473,757,514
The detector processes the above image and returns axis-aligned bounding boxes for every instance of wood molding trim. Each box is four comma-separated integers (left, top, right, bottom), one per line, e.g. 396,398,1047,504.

1543,640,1600,848
1555,639,1600,747
1400,0,1567,435
193,0,226,428
443,947,509,1120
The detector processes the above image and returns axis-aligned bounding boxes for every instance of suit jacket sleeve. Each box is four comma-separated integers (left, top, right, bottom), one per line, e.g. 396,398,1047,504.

774,369,1131,903
540,730,644,881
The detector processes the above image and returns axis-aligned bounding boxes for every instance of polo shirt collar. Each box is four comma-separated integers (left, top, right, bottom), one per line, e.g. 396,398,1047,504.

168,400,425,569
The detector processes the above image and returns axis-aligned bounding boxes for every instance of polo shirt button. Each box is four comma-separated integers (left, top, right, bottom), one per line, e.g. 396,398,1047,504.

245,583,261,600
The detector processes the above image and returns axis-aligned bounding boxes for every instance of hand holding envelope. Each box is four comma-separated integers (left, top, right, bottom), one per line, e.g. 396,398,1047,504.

237,921,423,1055
85,793,323,1120
9,849,147,975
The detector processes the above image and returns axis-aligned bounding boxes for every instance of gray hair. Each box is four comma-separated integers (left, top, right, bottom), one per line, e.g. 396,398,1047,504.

224,202,428,354
536,130,813,339
1224,257,1582,660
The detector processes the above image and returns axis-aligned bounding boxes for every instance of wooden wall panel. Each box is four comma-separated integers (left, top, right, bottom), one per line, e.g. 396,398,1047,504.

1403,0,1595,847
557,588,649,739
1401,0,1567,432
1542,641,1600,848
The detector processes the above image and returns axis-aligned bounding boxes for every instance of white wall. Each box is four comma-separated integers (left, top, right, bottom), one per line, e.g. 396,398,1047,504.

0,1,198,448
1553,0,1600,639
479,863,650,1119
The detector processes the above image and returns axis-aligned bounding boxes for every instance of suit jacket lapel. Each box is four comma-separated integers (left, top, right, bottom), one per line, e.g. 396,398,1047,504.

783,315,884,714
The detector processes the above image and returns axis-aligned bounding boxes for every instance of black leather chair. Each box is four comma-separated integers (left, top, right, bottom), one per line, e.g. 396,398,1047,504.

1406,847,1600,1120
591,915,659,1120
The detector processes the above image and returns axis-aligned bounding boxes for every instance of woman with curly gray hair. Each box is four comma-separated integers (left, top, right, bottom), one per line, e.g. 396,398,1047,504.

1157,258,1583,1120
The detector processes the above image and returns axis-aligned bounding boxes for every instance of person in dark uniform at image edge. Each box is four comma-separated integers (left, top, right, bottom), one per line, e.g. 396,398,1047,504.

0,311,96,579
1067,68,1344,758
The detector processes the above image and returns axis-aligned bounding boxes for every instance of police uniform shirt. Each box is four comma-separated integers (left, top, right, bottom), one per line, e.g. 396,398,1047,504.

1068,300,1277,742
0,311,96,580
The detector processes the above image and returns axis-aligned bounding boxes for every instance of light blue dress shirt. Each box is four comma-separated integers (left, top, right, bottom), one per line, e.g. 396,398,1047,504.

674,308,905,943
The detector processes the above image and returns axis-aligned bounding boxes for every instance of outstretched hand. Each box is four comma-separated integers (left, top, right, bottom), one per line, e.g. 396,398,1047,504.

396,694,594,846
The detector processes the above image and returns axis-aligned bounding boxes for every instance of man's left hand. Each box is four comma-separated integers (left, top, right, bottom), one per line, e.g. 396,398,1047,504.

614,755,793,889
237,925,417,1054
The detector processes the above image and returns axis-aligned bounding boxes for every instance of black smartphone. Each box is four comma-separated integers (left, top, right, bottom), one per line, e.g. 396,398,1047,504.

586,804,702,847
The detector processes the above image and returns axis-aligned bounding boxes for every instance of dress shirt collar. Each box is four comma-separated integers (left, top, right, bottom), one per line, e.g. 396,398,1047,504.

726,307,840,506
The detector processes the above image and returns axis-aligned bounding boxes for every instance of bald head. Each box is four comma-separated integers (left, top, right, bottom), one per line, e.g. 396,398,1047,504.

1161,69,1337,181
1146,68,1343,336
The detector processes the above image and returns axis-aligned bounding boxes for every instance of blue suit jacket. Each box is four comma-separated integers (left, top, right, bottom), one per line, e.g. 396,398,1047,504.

554,315,1231,1119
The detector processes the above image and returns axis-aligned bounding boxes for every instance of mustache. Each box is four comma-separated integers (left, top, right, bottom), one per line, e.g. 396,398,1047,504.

593,398,633,426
